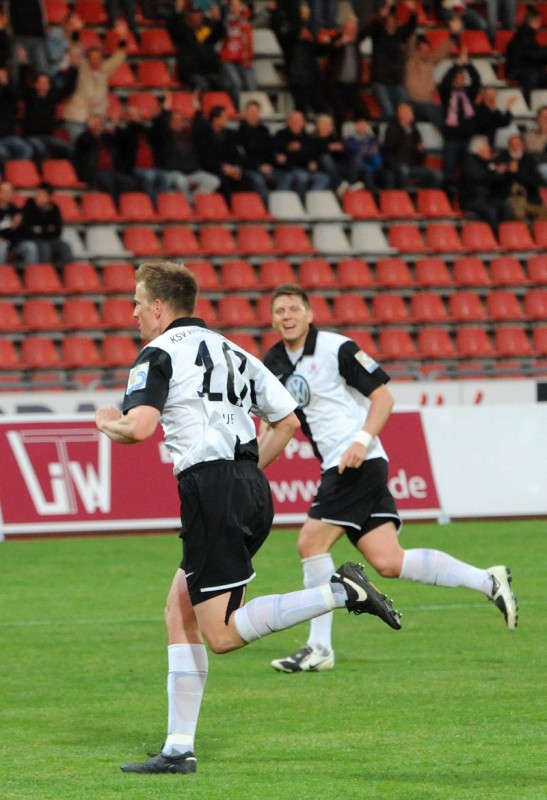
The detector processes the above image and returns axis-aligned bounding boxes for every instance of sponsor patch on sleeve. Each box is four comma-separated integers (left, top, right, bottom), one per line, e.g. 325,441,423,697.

126,361,150,394
354,349,379,373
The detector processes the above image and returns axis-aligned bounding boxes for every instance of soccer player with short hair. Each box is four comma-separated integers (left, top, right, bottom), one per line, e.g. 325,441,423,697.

95,261,402,774
263,284,518,674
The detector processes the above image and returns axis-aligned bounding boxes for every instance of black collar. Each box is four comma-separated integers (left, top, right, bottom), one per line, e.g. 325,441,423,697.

164,317,208,332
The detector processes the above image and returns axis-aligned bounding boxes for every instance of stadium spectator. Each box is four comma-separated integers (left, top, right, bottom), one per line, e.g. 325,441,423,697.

484,0,516,45
309,0,339,34
45,9,84,83
0,67,34,165
404,19,462,129
438,50,481,188
115,104,172,204
94,260,402,774
382,101,443,188
234,99,276,206
273,110,330,200
21,70,77,163
311,112,352,193
0,181,22,264
362,0,417,121
219,0,256,110
262,283,517,674
497,134,547,222
432,0,488,34
13,182,73,268
283,1,329,116
458,134,514,231
524,106,547,184
150,91,221,202
72,114,140,201
474,86,517,146
343,115,384,193
323,10,371,130
194,104,246,199
0,8,11,69
63,19,129,142
505,8,547,105
167,1,226,93
7,0,49,77
105,0,141,45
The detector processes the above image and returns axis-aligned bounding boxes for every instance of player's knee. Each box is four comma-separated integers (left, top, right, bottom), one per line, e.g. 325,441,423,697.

370,557,401,579
203,631,237,655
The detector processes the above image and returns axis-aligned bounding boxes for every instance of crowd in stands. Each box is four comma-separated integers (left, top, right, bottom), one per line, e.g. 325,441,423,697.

0,0,546,384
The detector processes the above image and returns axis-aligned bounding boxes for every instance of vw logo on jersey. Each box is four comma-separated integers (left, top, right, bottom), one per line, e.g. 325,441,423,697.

285,373,311,408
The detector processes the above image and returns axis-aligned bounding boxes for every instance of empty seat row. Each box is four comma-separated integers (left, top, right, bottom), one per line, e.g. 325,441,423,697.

0,334,139,370
0,298,136,332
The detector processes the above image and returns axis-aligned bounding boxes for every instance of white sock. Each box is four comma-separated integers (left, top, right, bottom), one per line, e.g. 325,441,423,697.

233,585,337,644
303,554,335,655
400,549,492,594
162,643,208,757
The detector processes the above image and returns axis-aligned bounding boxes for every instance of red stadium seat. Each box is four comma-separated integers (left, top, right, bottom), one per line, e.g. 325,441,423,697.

231,192,271,221
194,193,232,221
417,327,456,359
532,327,547,355
123,226,162,256
456,327,495,358
22,299,63,331
163,226,202,256
217,296,257,327
186,261,220,292
220,260,259,291
45,0,70,24
0,339,22,369
489,256,529,286
195,297,217,324
486,290,525,321
308,295,334,325
156,192,194,222
379,189,417,219
61,336,102,368
74,0,108,24
453,257,490,287
139,28,177,55
255,295,274,326
416,189,457,218
199,225,237,256
414,258,453,288
448,291,487,322
102,335,139,368
53,193,82,223
375,258,415,288
410,293,448,323
109,61,136,89
372,293,410,324
4,160,41,188
104,28,139,56
533,220,547,249
21,337,61,369
379,329,417,360
0,301,23,332
337,258,376,288
260,331,280,354
24,263,65,294
170,92,199,118
424,223,465,254
137,60,175,88
227,332,261,358
0,264,25,295
126,92,160,120
236,225,276,256
332,294,370,325
258,260,295,289
201,91,237,118
341,190,381,219
460,29,493,55
81,192,119,223
102,262,135,293
524,289,547,320
274,225,315,255
62,298,103,330
118,192,157,222
527,255,547,284
498,221,539,251
298,259,336,290
42,160,85,189
388,224,428,253
494,327,533,357
460,221,501,252
102,298,136,329
63,262,102,294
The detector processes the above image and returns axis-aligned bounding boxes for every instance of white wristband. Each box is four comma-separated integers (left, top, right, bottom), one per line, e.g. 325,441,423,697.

354,430,373,449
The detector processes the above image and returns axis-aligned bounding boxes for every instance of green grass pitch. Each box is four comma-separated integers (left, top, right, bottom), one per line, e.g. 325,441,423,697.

1,519,545,800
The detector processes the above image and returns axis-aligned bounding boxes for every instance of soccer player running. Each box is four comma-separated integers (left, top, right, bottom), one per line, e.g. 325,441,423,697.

95,261,402,775
263,284,518,674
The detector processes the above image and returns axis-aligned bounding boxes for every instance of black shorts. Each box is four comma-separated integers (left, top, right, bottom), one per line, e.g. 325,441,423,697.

177,459,274,605
308,457,401,546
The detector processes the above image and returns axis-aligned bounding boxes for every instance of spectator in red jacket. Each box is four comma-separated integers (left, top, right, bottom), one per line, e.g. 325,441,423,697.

219,0,256,110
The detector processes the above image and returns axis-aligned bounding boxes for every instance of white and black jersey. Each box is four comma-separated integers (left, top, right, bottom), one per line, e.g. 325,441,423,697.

122,317,297,474
263,326,391,471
